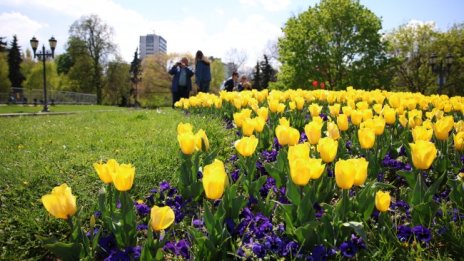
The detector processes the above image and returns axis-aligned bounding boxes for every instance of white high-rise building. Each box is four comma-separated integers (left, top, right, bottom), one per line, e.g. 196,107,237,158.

139,33,167,59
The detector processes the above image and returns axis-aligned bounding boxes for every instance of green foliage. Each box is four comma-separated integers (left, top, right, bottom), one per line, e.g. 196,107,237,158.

7,35,25,87
66,37,94,93
104,58,131,105
210,58,225,93
0,108,234,259
252,55,277,90
23,61,60,91
140,54,171,96
0,52,11,92
278,0,388,90
55,53,73,75
69,14,116,104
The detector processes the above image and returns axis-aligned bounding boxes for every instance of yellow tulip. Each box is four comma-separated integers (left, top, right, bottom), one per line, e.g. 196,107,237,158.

93,159,119,184
409,140,437,170
279,117,290,127
178,132,196,155
195,129,210,151
177,122,193,135
235,135,259,157
337,114,349,131
362,109,373,121
289,101,296,110
307,158,325,180
358,127,376,149
327,122,340,140
289,158,312,186
41,184,77,219
350,110,363,126
335,159,355,190
253,117,266,133
375,191,391,212
269,99,280,113
454,120,464,133
150,206,175,231
305,121,323,145
373,103,383,115
202,159,228,199
242,117,256,136
309,103,322,117
399,114,408,128
295,96,305,110
352,158,368,186
454,132,464,151
382,107,396,125
111,163,135,191
372,117,386,136
342,106,352,117
257,107,269,121
233,112,246,128
317,137,338,163
288,143,310,162
412,126,433,142
433,116,454,141
275,125,300,146
329,104,341,117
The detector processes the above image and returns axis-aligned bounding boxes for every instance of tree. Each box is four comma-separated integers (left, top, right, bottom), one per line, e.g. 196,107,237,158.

69,14,116,104
210,57,225,93
260,55,276,89
384,21,438,94
0,53,11,93
55,53,73,75
65,37,94,93
278,0,388,90
7,35,25,88
23,61,60,91
129,48,142,104
104,57,131,105
252,61,262,90
224,48,248,73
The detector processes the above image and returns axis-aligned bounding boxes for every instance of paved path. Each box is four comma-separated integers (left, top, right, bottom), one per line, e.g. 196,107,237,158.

0,109,126,118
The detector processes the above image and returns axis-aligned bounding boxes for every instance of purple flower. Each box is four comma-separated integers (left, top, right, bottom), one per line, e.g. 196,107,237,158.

94,211,102,219
283,241,299,256
104,249,130,261
314,203,324,219
225,218,236,235
229,154,238,162
319,113,328,121
126,246,141,260
345,140,353,151
262,149,278,162
231,169,240,182
252,242,266,258
192,219,204,228
134,202,150,216
377,172,384,182
197,170,203,179
299,132,308,143
339,241,358,258
237,247,245,257
176,239,190,259
86,227,99,238
412,225,432,243
399,146,407,156
136,224,148,231
159,181,171,192
397,225,412,242
163,241,176,253
98,234,116,255
311,245,328,261
403,163,412,171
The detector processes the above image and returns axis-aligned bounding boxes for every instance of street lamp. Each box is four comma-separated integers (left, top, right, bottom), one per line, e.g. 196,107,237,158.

30,36,57,112
429,53,453,94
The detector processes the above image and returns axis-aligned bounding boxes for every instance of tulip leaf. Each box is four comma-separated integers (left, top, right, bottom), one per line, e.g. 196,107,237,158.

342,221,367,243
286,178,301,205
44,241,82,261
397,170,417,189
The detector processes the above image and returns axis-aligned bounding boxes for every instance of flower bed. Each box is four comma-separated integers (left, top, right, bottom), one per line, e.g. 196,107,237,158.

41,88,464,260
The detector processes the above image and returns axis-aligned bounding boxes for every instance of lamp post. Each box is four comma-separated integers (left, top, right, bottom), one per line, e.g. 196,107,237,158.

30,36,57,112
429,53,453,94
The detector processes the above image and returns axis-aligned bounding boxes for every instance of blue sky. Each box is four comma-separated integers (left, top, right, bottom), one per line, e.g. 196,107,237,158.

0,0,463,67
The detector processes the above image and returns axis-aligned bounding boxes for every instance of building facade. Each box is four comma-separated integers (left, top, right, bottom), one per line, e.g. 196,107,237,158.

139,34,167,59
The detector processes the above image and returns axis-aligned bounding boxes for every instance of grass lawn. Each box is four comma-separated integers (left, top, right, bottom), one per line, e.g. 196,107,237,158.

0,108,234,260
0,104,125,114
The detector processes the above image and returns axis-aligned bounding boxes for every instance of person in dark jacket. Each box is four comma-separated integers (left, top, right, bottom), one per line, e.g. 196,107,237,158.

194,50,211,93
169,57,194,107
223,72,239,92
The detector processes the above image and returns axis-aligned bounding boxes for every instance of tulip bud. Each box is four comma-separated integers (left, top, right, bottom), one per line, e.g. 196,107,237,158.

150,206,175,231
358,127,376,149
202,159,228,199
177,122,193,135
304,121,323,145
275,125,300,146
327,122,340,140
454,131,464,151
41,184,77,220
375,191,391,212
317,137,338,163
337,114,349,131
409,140,437,170
178,132,196,155
335,159,355,190
352,158,368,186
235,135,259,157
111,163,135,192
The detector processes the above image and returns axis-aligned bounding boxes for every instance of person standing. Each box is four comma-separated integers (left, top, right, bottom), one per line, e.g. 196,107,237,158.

194,50,211,93
169,57,194,107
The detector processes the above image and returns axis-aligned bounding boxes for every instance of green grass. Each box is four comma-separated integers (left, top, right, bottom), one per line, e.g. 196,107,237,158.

0,108,234,260
0,104,125,114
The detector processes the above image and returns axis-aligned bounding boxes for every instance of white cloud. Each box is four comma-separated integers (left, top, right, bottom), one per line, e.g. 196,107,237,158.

0,12,44,43
1,0,282,67
239,0,291,12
